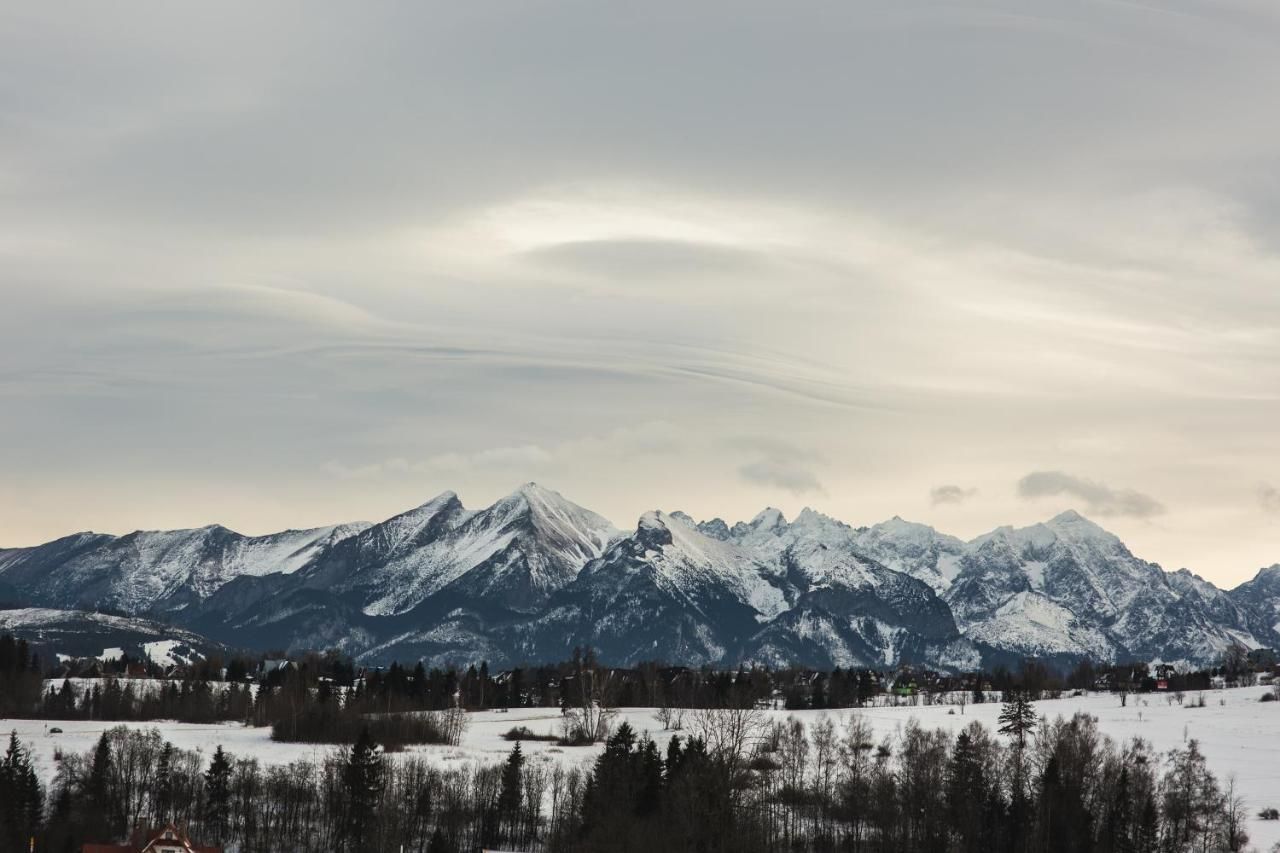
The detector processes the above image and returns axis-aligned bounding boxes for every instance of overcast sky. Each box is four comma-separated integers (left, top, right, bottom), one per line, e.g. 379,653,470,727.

3,2,1279,586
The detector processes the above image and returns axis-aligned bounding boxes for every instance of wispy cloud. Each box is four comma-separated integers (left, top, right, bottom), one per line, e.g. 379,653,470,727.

324,422,681,481
1260,483,1280,514
931,484,977,506
739,459,824,495
1017,471,1165,519
736,440,825,496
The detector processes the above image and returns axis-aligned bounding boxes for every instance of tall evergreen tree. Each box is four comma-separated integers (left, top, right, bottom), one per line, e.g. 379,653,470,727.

86,732,116,841
636,738,664,818
998,691,1037,749
1104,767,1135,853
664,734,684,778
343,726,383,845
948,729,989,853
153,741,174,825
203,745,232,843
498,740,524,844
0,731,44,851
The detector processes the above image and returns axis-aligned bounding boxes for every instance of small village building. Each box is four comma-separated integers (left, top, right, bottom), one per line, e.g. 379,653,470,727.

82,823,221,853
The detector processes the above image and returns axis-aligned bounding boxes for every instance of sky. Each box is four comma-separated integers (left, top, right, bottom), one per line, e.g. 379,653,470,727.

2,1,1279,587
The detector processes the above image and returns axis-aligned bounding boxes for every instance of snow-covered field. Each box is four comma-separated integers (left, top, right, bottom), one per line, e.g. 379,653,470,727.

5,686,1279,850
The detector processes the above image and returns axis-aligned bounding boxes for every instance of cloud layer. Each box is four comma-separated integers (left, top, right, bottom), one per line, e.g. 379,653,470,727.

1,2,1278,584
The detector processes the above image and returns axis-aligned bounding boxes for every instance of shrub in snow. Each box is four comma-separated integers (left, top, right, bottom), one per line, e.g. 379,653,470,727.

502,725,558,742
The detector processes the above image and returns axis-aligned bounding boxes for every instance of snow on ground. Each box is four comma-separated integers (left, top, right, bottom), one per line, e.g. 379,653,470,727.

5,686,1279,849
141,639,203,667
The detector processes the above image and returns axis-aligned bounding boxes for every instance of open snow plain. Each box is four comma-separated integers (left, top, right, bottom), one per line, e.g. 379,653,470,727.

5,685,1279,850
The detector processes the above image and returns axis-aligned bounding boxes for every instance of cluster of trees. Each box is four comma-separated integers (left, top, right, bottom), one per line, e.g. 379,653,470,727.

38,678,256,723
0,635,42,717
8,691,1264,853
559,702,1255,853
23,724,581,853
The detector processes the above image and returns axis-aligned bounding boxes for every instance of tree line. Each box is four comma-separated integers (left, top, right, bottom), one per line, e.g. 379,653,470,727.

10,633,1275,729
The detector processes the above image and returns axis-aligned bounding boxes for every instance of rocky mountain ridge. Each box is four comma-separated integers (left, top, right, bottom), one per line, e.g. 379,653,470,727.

2,485,1275,670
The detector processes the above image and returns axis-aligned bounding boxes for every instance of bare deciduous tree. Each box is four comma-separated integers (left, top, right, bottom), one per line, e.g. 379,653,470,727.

655,703,684,731
561,647,617,744
689,703,767,773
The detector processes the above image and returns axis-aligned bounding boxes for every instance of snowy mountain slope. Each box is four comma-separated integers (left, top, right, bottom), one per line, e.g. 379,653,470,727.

305,483,618,615
943,511,1266,665
219,522,372,581
514,510,786,666
729,507,882,592
0,532,118,599
959,592,1114,660
176,485,619,660
512,507,967,669
293,490,474,601
719,507,964,661
647,510,791,617
0,523,370,615
953,510,1150,625
744,606,981,671
850,517,967,594
1228,564,1280,645
0,607,222,663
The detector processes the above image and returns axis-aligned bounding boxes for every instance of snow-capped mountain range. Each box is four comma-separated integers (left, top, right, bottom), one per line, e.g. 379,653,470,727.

2,483,1277,670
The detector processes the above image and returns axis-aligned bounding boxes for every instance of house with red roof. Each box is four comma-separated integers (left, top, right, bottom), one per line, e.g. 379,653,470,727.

82,823,221,853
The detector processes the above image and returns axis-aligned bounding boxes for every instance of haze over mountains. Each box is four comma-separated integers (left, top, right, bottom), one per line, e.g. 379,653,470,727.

2,483,1277,670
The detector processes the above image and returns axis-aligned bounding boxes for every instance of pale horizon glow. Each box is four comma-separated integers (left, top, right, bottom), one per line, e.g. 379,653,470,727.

2,2,1279,587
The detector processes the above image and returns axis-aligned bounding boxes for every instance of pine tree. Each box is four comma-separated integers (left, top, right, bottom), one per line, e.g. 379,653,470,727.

427,825,453,853
948,729,987,853
343,726,383,845
636,738,664,817
1135,798,1159,853
18,755,41,846
665,734,684,778
1005,745,1034,853
203,745,232,842
153,741,174,825
86,731,116,840
498,741,524,845
57,679,76,718
999,691,1037,749
0,733,16,846
1,731,43,851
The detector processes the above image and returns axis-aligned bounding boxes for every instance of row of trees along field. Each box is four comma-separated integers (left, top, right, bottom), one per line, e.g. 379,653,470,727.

3,691,1269,853
10,635,1274,731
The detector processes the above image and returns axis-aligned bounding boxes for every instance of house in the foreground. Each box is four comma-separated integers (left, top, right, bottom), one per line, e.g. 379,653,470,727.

82,823,221,853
